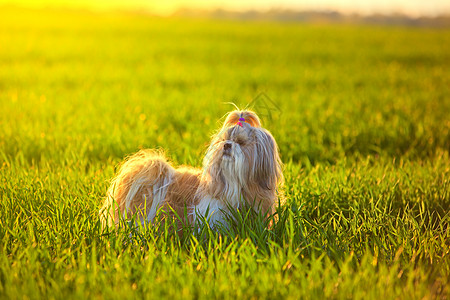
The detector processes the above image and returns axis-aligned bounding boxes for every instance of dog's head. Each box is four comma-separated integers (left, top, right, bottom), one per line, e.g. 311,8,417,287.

202,110,283,210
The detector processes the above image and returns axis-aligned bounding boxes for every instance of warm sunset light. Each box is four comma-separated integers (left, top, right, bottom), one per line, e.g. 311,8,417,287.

1,0,450,16
1,0,448,296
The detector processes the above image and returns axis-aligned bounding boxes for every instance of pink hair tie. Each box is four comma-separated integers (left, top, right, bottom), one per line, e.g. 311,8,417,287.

236,117,245,127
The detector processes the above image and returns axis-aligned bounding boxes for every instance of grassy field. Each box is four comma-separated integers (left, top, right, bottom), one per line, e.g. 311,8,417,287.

1,7,449,299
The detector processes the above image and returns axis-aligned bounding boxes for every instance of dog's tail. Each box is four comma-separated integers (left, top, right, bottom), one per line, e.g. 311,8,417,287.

100,149,175,228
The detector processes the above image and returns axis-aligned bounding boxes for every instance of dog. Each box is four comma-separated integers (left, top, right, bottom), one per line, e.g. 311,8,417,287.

100,110,283,230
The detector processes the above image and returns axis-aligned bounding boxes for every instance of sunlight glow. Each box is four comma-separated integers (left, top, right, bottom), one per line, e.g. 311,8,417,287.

1,0,449,16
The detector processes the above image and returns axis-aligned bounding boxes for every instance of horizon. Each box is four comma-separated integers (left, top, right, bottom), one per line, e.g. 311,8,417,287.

1,0,450,17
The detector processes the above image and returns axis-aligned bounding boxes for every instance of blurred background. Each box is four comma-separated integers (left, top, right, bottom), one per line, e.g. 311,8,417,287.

1,0,450,16
0,0,449,166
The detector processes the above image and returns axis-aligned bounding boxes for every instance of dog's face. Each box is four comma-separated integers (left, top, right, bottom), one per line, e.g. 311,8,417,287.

202,110,283,204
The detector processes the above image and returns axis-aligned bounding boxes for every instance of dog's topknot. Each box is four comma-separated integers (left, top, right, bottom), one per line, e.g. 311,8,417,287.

223,110,261,128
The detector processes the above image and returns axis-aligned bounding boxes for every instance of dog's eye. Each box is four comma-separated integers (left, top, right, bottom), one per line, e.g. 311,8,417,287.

235,139,244,145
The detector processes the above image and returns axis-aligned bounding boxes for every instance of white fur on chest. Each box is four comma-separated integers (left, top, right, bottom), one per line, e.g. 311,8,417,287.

191,197,230,228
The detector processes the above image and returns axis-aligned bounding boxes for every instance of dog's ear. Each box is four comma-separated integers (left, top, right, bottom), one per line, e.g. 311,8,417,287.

223,110,261,128
253,129,283,191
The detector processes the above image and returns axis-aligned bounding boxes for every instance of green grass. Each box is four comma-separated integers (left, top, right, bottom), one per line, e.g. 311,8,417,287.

1,7,449,299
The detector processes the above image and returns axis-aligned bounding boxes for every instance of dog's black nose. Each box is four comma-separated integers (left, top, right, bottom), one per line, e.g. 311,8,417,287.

224,143,232,150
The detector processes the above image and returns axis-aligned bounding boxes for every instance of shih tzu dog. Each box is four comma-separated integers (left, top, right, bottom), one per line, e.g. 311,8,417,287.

100,110,283,229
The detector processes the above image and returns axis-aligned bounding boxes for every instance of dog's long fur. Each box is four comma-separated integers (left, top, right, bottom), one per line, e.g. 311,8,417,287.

100,110,283,229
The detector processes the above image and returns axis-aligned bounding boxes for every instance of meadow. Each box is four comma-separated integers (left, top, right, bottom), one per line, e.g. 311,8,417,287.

0,7,449,299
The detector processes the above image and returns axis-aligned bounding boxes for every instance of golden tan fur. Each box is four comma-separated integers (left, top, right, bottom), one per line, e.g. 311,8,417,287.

100,110,284,229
